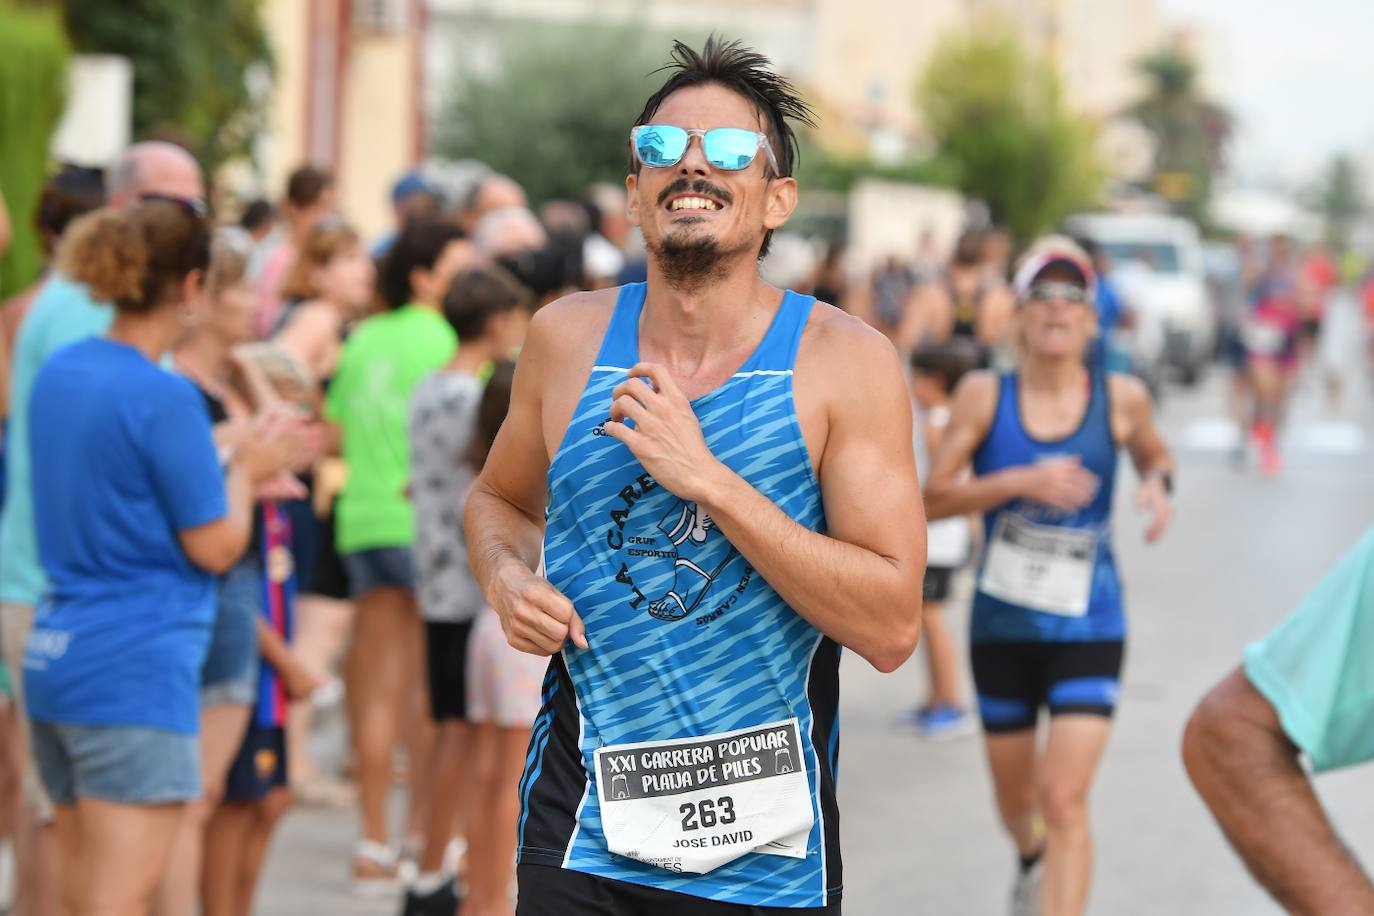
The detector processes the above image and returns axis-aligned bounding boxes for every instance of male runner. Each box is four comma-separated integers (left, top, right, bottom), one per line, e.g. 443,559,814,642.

463,37,926,914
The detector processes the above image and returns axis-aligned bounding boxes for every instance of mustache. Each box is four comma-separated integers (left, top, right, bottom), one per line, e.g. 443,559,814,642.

657,178,733,207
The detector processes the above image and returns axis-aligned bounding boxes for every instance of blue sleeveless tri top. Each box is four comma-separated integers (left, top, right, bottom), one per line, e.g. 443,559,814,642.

520,283,841,908
970,370,1124,643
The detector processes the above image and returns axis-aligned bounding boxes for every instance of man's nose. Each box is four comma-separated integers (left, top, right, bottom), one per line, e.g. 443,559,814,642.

677,134,712,177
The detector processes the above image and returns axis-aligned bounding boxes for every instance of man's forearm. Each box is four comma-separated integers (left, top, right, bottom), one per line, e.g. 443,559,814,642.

464,483,546,595
1184,672,1374,915
700,468,922,674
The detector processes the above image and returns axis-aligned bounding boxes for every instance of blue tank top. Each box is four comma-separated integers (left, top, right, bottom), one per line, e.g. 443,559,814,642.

970,370,1124,643
520,283,842,908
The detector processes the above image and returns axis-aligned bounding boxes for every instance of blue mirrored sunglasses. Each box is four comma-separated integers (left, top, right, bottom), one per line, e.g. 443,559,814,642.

631,125,780,174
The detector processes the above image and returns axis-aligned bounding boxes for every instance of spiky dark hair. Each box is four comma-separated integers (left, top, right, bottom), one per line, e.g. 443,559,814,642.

631,36,816,258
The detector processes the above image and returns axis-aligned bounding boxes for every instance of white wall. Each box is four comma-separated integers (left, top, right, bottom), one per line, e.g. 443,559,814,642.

847,178,965,272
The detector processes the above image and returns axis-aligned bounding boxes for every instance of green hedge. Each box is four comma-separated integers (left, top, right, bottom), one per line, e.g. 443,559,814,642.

0,2,70,299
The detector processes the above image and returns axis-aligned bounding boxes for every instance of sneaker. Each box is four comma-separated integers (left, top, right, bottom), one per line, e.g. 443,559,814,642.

399,879,460,916
442,837,467,879
293,774,357,809
353,840,402,897
1258,441,1282,477
916,704,975,741
1010,857,1044,916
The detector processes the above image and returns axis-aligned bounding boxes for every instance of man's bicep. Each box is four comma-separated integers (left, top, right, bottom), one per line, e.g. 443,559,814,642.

818,352,924,566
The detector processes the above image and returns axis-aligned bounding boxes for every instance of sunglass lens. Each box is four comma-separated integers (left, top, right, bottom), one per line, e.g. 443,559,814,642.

1030,282,1088,303
703,128,760,170
635,125,689,168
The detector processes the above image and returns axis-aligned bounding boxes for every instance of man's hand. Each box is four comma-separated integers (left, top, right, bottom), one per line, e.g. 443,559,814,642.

492,560,588,656
604,363,728,502
1020,457,1098,513
1135,473,1172,543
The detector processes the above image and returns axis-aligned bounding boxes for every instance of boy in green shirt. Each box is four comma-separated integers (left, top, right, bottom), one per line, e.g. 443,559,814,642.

326,217,469,889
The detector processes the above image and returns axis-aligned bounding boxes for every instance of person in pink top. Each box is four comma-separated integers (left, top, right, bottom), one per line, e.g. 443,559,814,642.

253,165,335,339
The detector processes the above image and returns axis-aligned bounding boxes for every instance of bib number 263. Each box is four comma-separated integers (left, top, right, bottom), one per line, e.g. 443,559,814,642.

680,796,737,831
594,719,813,874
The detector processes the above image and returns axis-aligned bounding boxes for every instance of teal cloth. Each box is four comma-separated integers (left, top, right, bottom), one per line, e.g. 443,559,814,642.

1245,524,1374,772
0,276,113,606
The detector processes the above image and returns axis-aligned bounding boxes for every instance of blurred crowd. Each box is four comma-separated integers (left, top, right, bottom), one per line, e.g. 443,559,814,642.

0,135,1372,916
0,145,649,916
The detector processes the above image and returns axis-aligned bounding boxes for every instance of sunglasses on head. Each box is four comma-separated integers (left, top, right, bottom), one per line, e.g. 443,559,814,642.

139,192,209,219
631,125,779,174
1027,281,1089,305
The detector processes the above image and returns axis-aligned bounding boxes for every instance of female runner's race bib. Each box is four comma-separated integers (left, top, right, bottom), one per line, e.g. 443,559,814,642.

594,719,813,874
979,513,1096,617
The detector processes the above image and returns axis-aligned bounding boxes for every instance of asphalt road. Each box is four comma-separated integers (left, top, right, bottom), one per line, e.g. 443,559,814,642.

259,366,1374,915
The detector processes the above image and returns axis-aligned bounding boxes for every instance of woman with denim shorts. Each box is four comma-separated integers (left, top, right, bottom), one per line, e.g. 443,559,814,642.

21,202,306,915
155,233,314,912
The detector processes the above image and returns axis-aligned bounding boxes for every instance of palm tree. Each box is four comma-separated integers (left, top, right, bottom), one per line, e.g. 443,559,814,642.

1130,47,1233,225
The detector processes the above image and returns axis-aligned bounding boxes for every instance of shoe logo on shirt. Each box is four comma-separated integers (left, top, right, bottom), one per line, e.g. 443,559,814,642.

646,500,739,622
603,477,753,626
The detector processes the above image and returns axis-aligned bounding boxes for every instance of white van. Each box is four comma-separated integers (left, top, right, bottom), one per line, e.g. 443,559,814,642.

1063,213,1216,384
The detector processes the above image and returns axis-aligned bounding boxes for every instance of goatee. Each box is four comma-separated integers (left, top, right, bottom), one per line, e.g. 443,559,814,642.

649,230,730,294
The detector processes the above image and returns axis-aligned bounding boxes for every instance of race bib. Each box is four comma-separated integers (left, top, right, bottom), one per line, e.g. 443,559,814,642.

1243,318,1287,357
979,513,1096,617
594,719,813,874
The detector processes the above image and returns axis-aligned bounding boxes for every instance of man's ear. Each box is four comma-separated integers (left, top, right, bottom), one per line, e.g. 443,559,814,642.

762,176,798,232
625,173,642,229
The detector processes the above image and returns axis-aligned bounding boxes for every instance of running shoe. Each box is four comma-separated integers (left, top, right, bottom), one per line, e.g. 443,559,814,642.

1010,856,1044,916
352,840,403,896
916,704,976,741
398,878,460,916
1258,440,1282,477
1251,418,1283,477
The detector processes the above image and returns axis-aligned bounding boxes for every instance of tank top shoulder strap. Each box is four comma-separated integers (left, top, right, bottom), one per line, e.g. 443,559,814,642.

997,370,1018,417
593,283,648,369
972,371,1015,464
1089,367,1114,444
746,290,816,372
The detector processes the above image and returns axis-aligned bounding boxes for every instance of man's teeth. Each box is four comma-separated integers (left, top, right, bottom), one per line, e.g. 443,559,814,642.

669,196,721,211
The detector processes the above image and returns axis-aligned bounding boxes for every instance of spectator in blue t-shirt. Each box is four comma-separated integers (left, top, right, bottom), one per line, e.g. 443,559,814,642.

0,140,203,916
23,201,304,916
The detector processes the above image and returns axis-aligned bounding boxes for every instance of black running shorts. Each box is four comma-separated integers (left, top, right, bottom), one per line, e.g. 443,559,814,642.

970,641,1124,733
922,566,957,603
425,620,475,722
516,864,842,915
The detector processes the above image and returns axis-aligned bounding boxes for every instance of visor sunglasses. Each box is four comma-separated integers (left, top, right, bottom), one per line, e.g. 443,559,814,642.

631,125,780,174
1027,280,1089,305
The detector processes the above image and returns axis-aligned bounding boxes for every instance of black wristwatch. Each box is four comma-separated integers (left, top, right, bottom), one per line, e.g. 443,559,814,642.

1147,469,1174,495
